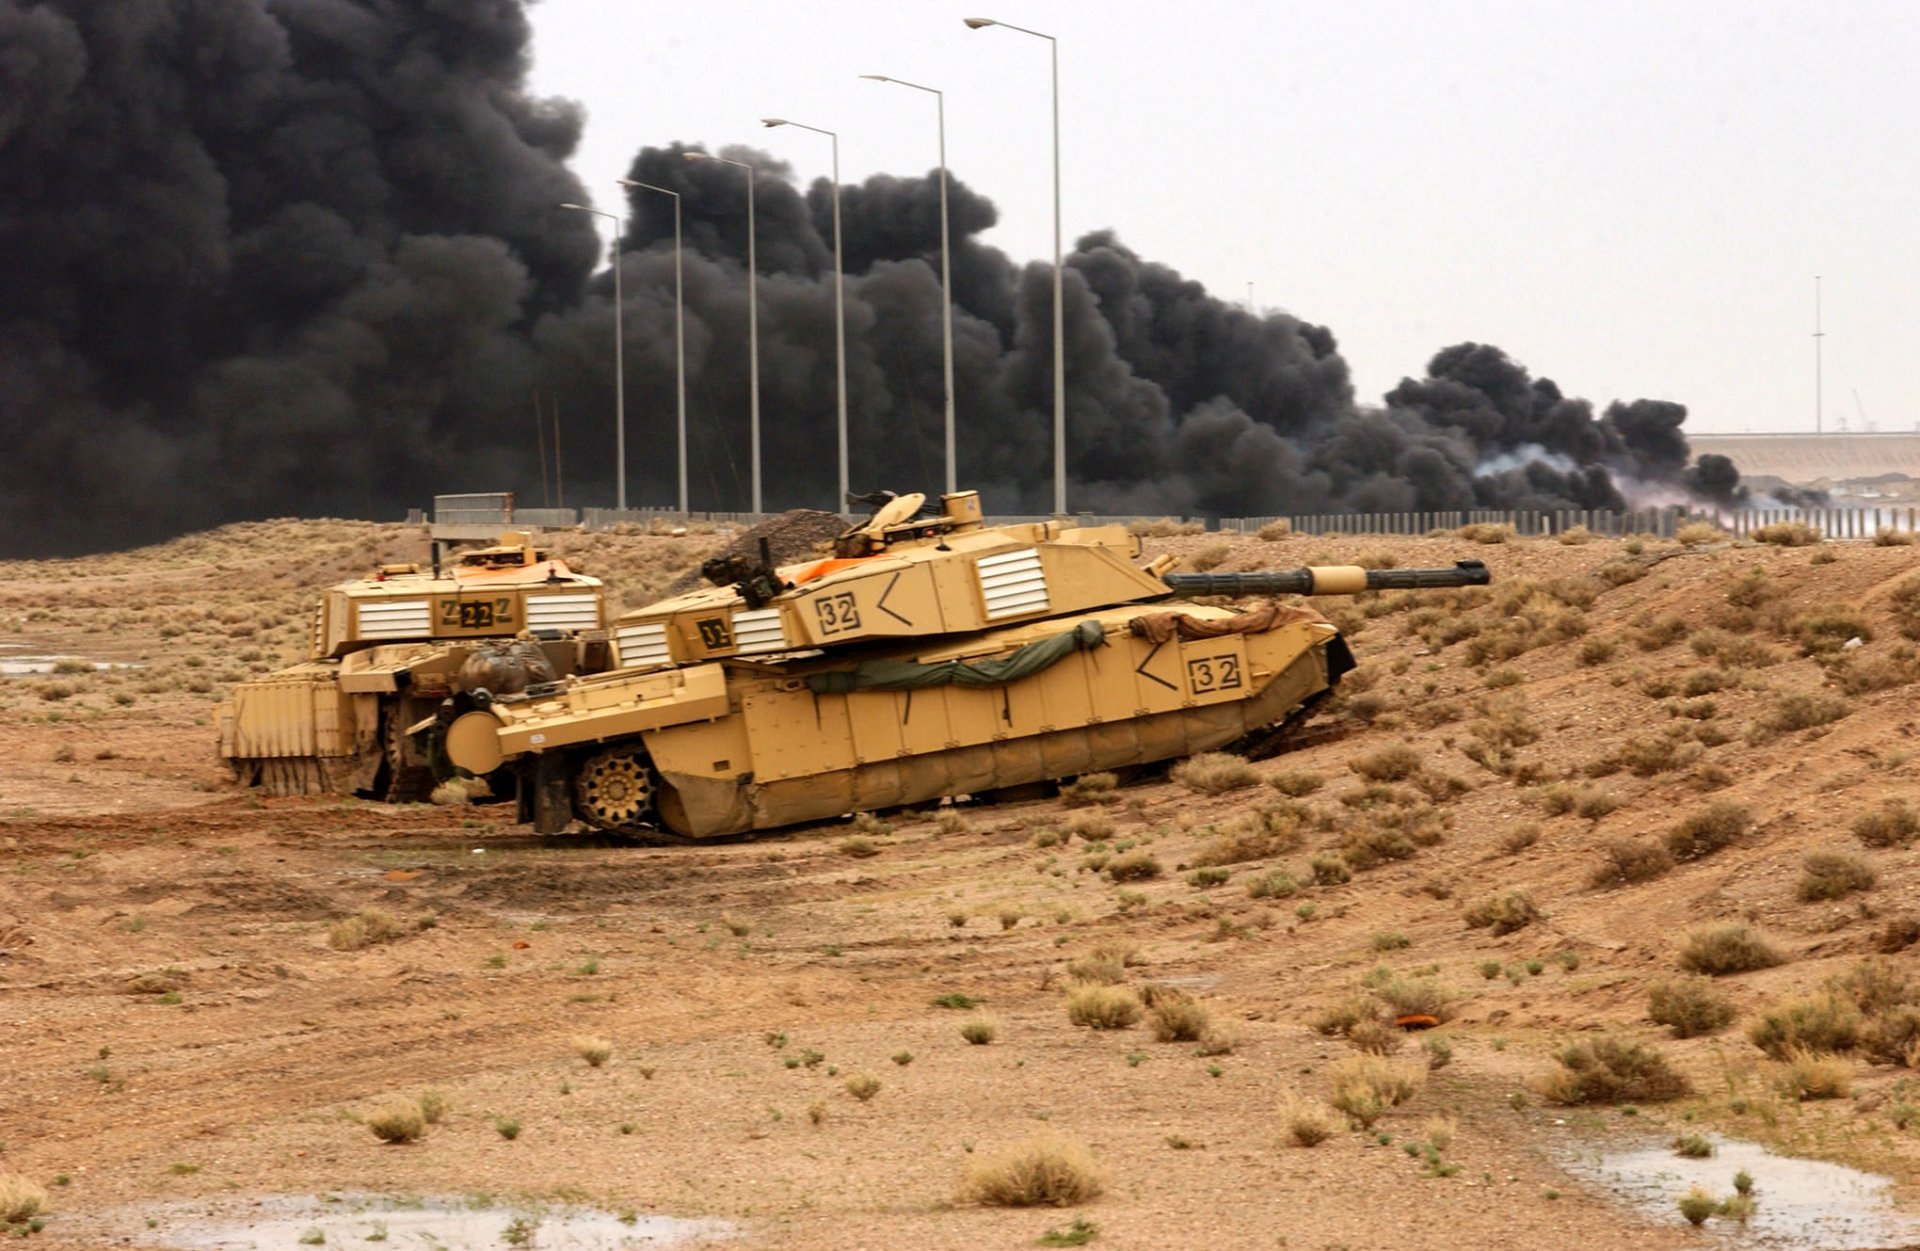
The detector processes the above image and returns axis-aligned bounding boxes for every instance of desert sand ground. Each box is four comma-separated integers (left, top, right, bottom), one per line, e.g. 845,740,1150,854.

3,517,1919,1250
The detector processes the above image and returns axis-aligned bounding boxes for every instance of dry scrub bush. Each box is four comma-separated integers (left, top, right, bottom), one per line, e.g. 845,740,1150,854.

1145,988,1213,1043
1105,850,1162,882
1277,1094,1343,1146
1326,1054,1426,1127
1852,800,1919,848
1749,993,1862,1059
1577,637,1617,666
1269,770,1325,797
1783,1048,1852,1100
1876,527,1918,546
1066,809,1114,842
1798,849,1876,902
1540,1037,1691,1105
960,1017,999,1045
1648,976,1736,1038
1556,525,1595,544
1889,575,1920,640
1665,801,1752,861
844,1073,881,1101
962,1134,1105,1207
1369,971,1454,1022
1187,542,1232,572
838,835,880,858
1348,1019,1406,1056
1756,691,1852,736
1462,890,1540,936
1128,517,1204,538
0,1175,47,1224
1065,984,1143,1030
1829,648,1920,695
1059,772,1118,807
416,1089,451,1125
1192,804,1309,866
1678,1186,1719,1227
365,1101,428,1144
1589,838,1674,888
1245,869,1298,899
1309,996,1373,1038
572,1035,614,1068
328,907,405,952
1675,521,1725,545
1172,751,1262,795
1795,610,1873,656
1256,519,1293,541
1456,522,1514,544
1351,743,1422,783
1066,942,1141,985
1677,923,1787,976
1753,520,1820,546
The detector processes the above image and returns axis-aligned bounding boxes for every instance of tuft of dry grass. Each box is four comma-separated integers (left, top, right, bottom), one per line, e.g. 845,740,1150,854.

1852,800,1920,848
1890,574,1920,640
1589,838,1674,888
1539,1037,1691,1105
1647,976,1735,1038
1066,941,1141,985
1065,984,1143,1030
1256,519,1293,541
416,1089,451,1125
838,835,880,858
1677,923,1787,976
1065,809,1114,842
1753,520,1820,546
1059,772,1118,807
1456,522,1514,544
1145,988,1212,1043
1757,691,1852,736
960,1017,999,1045
365,1101,428,1144
1105,850,1162,882
1798,849,1876,902
1191,803,1309,866
961,1134,1105,1207
328,907,405,952
1748,992,1862,1059
1781,1048,1852,1100
844,1073,881,1101
1172,751,1262,795
1665,801,1752,861
572,1035,614,1068
1675,521,1725,545
1326,1054,1426,1127
1269,770,1325,797
1462,890,1540,936
0,1174,48,1224
1351,743,1422,783
1276,1093,1343,1147
1678,1185,1719,1227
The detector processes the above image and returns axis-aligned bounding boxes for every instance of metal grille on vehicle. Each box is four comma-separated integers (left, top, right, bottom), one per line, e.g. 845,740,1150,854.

526,592,600,632
356,599,431,639
615,622,672,669
976,548,1050,620
732,608,788,655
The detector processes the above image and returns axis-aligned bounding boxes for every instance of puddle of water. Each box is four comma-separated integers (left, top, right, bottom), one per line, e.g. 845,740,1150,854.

143,1193,727,1250
0,654,141,676
1566,1133,1920,1249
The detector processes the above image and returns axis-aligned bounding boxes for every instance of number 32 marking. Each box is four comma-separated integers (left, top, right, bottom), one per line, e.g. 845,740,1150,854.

1186,654,1242,694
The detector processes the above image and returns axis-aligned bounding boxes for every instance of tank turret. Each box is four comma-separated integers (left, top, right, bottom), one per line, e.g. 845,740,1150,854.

218,532,612,801
441,493,1495,842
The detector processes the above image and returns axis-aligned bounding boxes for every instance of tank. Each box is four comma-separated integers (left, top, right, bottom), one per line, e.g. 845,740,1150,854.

217,531,612,800
440,492,1490,838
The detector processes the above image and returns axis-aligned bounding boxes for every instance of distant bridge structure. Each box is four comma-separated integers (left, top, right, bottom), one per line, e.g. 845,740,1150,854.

1688,432,1920,484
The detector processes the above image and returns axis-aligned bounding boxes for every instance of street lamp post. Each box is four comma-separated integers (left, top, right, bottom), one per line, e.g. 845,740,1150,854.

617,178,687,515
558,202,627,510
685,151,762,513
761,118,848,514
965,17,1064,516
861,75,955,496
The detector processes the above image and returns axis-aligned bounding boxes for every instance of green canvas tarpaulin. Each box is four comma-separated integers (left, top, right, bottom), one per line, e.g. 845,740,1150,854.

804,619,1107,694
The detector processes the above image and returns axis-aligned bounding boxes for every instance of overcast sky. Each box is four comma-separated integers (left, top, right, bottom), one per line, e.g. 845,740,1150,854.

525,0,1917,436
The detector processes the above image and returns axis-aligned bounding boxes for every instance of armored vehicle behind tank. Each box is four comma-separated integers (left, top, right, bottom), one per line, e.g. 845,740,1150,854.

218,531,611,800
441,491,1489,839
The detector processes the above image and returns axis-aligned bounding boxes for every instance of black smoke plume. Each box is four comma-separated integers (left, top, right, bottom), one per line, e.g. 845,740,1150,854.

1,2,1734,557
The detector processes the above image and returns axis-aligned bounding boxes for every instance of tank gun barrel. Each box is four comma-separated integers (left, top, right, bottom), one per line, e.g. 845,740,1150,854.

1162,560,1490,597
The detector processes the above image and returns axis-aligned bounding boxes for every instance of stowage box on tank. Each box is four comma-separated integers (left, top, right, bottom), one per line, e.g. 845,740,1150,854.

218,531,610,800
440,492,1489,838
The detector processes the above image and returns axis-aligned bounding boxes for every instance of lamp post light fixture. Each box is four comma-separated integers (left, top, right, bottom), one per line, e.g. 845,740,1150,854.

684,150,763,513
761,118,847,514
861,74,956,497
616,178,687,515
558,201,628,511
964,16,1065,515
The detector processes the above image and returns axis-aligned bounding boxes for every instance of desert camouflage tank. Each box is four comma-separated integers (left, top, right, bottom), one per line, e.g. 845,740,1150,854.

440,491,1490,839
218,532,611,800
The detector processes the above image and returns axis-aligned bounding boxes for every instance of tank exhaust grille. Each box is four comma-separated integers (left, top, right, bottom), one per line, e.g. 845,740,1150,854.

356,599,431,639
732,607,788,655
614,622,671,669
526,592,600,632
977,548,1051,620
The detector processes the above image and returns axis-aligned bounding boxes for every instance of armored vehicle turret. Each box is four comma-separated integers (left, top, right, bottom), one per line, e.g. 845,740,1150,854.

439,491,1489,839
218,532,611,800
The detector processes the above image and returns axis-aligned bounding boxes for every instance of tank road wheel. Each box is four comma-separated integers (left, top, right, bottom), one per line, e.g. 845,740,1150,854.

381,710,437,804
573,747,659,832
